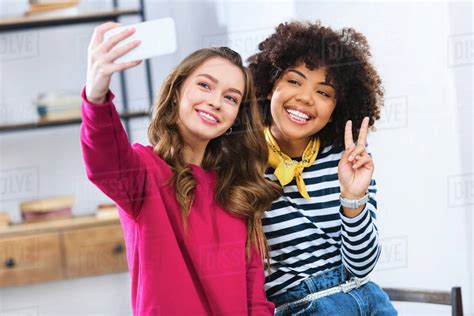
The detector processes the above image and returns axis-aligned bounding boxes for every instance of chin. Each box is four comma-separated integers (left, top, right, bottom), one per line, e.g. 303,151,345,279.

193,129,224,142
278,123,314,140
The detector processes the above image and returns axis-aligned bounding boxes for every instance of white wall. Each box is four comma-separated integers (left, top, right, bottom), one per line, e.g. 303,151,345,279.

0,0,472,315
290,2,472,315
293,2,473,315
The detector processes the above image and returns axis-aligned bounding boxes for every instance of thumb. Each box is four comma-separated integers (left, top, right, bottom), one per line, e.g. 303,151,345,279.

342,143,356,162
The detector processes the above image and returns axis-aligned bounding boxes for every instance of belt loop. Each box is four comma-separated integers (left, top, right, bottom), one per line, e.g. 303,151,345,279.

303,275,318,293
343,266,352,281
340,265,348,281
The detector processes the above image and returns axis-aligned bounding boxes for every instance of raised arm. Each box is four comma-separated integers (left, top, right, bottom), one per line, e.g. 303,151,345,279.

80,22,146,218
339,178,380,278
338,117,381,277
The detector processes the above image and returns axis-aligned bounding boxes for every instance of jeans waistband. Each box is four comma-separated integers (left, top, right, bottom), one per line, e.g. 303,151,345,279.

271,265,351,307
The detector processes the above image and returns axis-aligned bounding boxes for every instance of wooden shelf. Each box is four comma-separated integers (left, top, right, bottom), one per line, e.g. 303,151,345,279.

0,213,128,287
0,5,152,137
0,8,141,31
0,213,120,238
0,111,150,133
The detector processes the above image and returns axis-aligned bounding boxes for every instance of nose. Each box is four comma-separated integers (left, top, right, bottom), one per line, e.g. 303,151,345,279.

295,86,314,106
207,91,222,110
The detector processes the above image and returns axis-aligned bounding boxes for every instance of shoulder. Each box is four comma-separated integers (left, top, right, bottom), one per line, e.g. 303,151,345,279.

130,143,153,160
131,144,173,176
316,143,374,162
317,145,344,161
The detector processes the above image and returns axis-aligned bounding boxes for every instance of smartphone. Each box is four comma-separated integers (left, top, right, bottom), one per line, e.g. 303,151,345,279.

103,17,177,63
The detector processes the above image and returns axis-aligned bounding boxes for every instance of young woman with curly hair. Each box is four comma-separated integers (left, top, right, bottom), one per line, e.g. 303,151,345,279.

248,21,397,315
80,22,280,315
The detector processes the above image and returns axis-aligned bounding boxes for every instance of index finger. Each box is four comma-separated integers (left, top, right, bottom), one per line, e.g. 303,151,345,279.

344,120,354,150
89,22,121,49
357,117,370,146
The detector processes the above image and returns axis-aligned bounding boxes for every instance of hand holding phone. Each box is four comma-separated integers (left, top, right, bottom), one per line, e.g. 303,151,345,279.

85,18,177,104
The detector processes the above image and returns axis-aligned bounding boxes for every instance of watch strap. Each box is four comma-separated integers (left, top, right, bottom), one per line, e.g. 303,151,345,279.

339,193,369,209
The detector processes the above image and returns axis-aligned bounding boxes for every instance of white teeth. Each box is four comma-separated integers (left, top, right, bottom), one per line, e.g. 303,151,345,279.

198,111,218,122
286,109,310,121
289,113,306,122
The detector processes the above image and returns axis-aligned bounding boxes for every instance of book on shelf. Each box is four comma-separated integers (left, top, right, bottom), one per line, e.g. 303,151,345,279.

35,91,82,122
20,195,75,223
95,203,118,219
38,109,82,122
35,92,81,109
26,0,80,17
0,212,11,229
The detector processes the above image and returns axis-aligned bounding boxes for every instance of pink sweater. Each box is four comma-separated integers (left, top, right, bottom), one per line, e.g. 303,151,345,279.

79,86,274,316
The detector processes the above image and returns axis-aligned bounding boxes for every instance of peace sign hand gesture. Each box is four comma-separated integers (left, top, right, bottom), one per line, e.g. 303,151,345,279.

338,117,374,201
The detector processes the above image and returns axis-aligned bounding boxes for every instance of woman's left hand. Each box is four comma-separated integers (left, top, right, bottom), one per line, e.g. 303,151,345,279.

338,117,374,199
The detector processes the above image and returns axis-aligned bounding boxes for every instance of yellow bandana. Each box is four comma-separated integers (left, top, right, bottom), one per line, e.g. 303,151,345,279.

264,127,320,199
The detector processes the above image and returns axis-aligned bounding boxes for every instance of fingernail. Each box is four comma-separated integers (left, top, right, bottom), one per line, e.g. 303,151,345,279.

349,155,354,161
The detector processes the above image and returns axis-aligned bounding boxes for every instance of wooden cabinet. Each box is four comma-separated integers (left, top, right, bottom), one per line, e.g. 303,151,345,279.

0,214,127,287
0,233,63,287
62,225,127,278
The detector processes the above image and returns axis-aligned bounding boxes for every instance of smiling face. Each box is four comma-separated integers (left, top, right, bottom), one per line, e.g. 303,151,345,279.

269,63,337,152
176,57,244,144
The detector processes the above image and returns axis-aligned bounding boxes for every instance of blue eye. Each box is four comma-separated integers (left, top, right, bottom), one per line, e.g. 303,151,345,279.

198,82,210,89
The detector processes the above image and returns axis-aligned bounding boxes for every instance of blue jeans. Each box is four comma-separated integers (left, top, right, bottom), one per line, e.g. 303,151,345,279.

271,265,397,316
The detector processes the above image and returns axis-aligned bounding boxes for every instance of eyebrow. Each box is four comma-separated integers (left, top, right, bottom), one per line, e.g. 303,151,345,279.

197,73,243,96
288,69,307,79
287,69,335,89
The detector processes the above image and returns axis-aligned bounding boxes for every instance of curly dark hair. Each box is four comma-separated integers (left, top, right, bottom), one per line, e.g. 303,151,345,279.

248,21,384,149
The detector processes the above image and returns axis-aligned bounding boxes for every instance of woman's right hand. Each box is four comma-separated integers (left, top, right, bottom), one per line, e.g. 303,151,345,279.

85,22,142,104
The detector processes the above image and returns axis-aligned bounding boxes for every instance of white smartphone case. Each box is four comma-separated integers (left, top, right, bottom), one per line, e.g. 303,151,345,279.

103,17,177,63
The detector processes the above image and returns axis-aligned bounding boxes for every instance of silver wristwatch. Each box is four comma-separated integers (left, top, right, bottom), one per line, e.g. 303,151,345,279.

339,193,369,209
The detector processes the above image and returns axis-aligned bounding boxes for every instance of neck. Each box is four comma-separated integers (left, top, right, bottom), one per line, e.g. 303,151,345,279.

270,125,310,158
177,120,209,166
182,140,208,166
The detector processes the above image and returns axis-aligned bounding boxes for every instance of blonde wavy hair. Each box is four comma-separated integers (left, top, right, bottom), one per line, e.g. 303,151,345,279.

147,47,281,259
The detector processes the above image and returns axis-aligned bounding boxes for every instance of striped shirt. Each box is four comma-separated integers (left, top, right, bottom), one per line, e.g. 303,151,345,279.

262,145,381,299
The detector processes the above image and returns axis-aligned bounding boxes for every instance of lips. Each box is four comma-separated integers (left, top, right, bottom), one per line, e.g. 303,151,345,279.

196,109,220,124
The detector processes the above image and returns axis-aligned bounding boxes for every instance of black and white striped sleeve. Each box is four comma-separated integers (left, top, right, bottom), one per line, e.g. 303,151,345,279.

339,178,381,278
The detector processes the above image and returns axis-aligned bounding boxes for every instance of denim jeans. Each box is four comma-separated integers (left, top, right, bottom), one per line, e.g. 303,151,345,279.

271,265,397,316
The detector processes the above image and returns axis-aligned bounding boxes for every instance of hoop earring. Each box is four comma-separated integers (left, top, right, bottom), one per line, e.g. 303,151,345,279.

225,127,232,136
